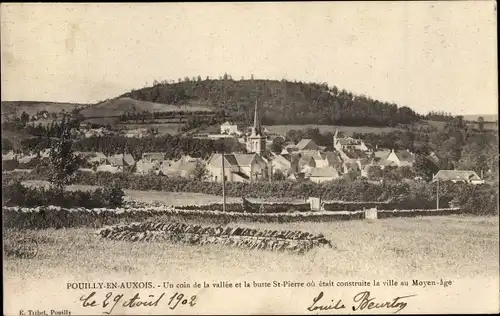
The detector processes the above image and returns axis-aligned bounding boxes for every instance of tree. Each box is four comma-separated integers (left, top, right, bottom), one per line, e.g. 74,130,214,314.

272,169,286,181
413,154,439,181
478,116,485,133
189,160,209,181
271,137,285,153
20,111,30,124
48,125,79,192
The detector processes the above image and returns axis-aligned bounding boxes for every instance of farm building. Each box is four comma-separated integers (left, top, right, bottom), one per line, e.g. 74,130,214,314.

432,170,484,184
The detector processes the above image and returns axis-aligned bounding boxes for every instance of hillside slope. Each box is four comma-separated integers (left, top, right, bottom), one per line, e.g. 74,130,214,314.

80,97,215,118
120,78,421,127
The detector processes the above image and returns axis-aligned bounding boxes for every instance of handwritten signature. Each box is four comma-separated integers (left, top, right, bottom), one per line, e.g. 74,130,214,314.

79,291,196,314
307,291,417,314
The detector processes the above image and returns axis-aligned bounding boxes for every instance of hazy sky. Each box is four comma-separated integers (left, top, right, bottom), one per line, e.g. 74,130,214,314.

1,2,497,115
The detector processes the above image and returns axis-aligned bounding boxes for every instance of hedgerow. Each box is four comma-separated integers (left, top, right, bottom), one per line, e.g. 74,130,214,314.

2,171,497,215
2,181,124,209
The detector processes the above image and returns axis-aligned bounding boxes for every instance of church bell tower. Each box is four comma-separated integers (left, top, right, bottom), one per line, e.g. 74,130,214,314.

246,100,266,154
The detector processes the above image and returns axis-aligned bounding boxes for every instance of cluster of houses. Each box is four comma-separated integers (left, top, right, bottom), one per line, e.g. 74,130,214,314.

2,102,486,185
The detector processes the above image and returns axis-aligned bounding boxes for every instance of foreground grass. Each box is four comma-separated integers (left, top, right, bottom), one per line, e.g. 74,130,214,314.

4,215,498,281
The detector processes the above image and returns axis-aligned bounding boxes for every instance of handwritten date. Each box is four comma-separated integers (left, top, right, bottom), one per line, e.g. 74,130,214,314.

80,291,196,314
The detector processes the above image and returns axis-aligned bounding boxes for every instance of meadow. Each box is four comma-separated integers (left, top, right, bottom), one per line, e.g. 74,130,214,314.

4,215,498,281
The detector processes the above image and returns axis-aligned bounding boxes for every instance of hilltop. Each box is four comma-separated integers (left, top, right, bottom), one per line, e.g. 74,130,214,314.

119,78,421,127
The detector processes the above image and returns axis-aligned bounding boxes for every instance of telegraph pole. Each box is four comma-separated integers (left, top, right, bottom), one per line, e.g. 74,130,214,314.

436,176,439,210
221,152,226,212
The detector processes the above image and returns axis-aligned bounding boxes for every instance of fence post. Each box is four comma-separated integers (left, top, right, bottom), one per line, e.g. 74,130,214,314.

365,208,378,220
308,197,321,211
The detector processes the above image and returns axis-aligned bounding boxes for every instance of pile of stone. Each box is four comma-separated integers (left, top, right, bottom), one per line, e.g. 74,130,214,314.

97,222,333,254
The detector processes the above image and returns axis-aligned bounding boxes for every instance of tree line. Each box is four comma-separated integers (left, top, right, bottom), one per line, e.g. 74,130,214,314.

21,134,246,160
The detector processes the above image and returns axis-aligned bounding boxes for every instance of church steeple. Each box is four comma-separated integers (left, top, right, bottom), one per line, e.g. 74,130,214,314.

247,98,266,154
252,99,261,136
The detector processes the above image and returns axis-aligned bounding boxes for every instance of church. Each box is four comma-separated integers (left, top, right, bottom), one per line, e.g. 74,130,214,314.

246,100,266,154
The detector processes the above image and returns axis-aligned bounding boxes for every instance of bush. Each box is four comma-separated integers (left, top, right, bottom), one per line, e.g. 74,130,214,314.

102,182,125,207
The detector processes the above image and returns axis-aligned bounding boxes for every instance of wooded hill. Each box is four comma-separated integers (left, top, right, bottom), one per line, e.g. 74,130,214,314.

120,78,421,127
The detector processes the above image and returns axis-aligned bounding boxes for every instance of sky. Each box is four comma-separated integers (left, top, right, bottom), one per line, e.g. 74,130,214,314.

1,2,497,115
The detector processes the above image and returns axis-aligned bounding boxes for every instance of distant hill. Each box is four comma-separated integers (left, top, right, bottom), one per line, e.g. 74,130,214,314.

120,78,421,127
1,101,89,119
462,114,498,122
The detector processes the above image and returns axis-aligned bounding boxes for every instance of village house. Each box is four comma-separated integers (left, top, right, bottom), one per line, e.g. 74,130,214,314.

310,151,343,169
308,167,341,183
337,147,371,164
40,148,51,159
333,130,369,152
18,153,37,164
373,149,392,162
141,152,166,162
342,160,361,175
135,159,160,175
269,154,298,176
297,153,316,174
428,151,440,165
287,172,306,181
2,150,17,161
87,152,108,165
124,128,151,138
281,143,299,155
85,127,107,138
220,121,242,135
432,170,485,184
386,149,415,167
96,164,122,173
295,139,321,152
206,153,268,182
160,159,201,178
105,153,136,171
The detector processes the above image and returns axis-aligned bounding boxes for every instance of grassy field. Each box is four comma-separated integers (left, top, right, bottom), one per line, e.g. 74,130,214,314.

264,124,401,135
81,97,214,118
4,216,498,281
